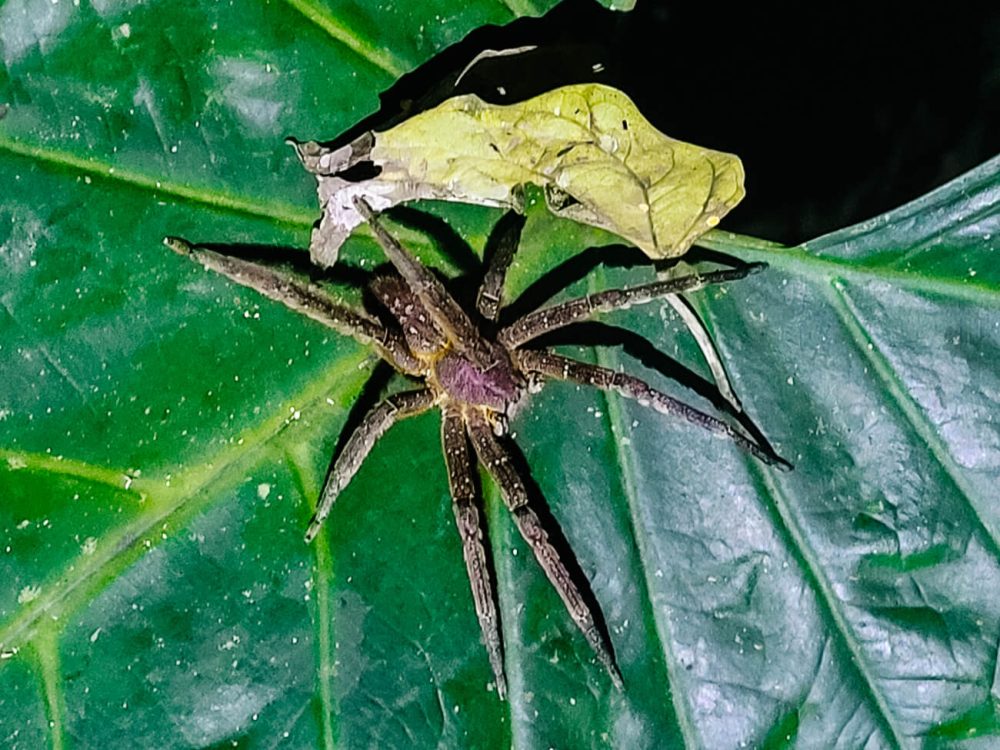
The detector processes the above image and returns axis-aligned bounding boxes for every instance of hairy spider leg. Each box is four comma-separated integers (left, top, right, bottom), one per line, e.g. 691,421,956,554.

465,410,623,687
499,263,767,349
353,197,495,366
471,217,750,420
441,406,507,699
164,237,421,375
305,388,436,543
477,211,526,323
516,349,792,470
481,230,752,412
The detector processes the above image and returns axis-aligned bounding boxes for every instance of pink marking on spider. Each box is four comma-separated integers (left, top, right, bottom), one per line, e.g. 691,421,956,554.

435,350,522,411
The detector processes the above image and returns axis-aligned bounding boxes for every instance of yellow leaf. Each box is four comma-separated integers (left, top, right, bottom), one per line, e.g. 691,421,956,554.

294,84,744,267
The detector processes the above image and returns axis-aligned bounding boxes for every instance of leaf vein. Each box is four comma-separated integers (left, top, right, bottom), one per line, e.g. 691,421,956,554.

0,351,371,658
887,197,1000,268
826,281,1000,555
698,232,1000,309
0,134,315,229
746,463,909,749
284,448,337,750
280,0,410,78
588,271,699,748
0,449,149,496
30,630,66,750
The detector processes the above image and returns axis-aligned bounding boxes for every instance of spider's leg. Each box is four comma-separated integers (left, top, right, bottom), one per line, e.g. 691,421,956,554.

305,388,435,542
165,237,421,375
476,211,526,322
441,406,507,699
352,198,493,365
465,410,623,688
664,293,743,413
499,263,766,348
516,349,792,470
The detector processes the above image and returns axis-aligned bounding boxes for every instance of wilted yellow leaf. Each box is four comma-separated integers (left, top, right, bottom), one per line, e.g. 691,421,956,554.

293,84,744,267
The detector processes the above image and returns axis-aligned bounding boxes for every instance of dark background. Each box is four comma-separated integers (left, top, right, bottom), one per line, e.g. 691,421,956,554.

382,1,1000,246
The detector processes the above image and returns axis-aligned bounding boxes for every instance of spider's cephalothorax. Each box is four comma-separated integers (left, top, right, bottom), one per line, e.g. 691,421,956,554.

166,198,789,699
369,272,525,415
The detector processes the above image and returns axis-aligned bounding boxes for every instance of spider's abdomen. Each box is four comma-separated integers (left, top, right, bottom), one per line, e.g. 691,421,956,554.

435,350,522,412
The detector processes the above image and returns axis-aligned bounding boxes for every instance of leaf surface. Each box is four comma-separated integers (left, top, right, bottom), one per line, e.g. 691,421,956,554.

2,2,999,749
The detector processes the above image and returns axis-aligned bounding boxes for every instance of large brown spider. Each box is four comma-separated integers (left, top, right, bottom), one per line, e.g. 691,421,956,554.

166,198,788,698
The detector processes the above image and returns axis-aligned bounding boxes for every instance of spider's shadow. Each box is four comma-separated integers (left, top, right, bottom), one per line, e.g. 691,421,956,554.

387,205,483,278
501,243,741,322
532,321,781,457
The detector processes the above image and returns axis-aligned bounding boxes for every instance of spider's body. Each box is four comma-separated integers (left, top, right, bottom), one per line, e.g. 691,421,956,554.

167,198,788,699
372,269,525,416
378,277,524,411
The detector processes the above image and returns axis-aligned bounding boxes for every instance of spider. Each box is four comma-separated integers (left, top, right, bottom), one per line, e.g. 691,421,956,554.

166,197,788,698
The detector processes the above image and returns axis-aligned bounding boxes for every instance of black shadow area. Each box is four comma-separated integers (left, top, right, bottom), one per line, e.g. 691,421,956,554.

312,0,1000,245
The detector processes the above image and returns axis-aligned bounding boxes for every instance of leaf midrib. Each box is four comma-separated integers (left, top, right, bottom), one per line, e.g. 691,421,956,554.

0,134,316,229
700,232,1000,308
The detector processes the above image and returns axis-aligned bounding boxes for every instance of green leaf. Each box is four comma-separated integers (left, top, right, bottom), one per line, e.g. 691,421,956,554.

296,83,744,266
2,4,999,750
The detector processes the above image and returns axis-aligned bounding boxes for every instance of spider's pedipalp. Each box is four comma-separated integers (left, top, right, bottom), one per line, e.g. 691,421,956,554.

165,236,422,375
442,406,507,699
305,388,436,543
499,262,767,349
477,211,526,323
516,349,792,470
465,409,622,687
353,198,493,365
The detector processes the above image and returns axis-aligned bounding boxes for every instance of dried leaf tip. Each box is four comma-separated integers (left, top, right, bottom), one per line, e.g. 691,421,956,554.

284,136,314,165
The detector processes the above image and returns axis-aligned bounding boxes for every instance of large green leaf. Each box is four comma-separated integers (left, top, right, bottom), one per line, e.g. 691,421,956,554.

2,2,999,749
